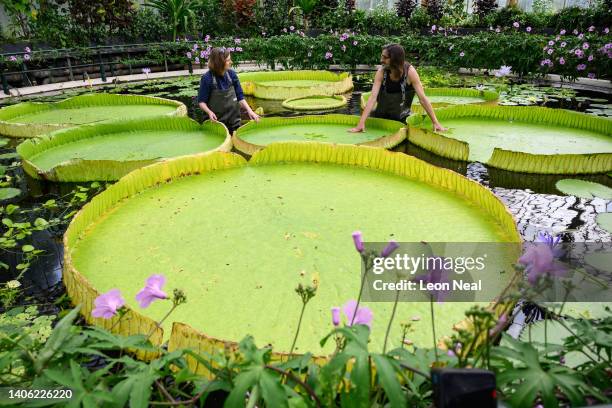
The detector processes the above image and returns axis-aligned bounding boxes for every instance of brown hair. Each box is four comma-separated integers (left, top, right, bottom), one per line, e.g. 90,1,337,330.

383,44,406,79
208,47,230,76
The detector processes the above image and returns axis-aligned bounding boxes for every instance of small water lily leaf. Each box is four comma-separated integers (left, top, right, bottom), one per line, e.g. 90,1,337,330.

0,152,19,160
584,251,612,272
596,213,612,234
0,139,8,147
0,187,21,200
555,179,612,199
0,165,6,176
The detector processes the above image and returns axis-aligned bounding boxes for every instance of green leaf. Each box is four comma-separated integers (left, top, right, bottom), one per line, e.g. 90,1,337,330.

0,187,21,200
22,244,35,252
224,368,261,408
595,213,612,234
129,372,157,408
34,305,81,374
555,179,612,200
372,354,406,408
259,370,289,408
0,152,19,160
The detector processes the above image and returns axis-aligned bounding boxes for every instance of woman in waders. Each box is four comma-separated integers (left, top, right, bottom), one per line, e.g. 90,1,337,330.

198,47,259,133
350,44,446,133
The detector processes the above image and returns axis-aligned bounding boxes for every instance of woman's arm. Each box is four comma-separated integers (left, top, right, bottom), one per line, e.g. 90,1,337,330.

407,67,447,132
349,69,384,133
197,75,218,121
239,99,260,121
198,102,217,121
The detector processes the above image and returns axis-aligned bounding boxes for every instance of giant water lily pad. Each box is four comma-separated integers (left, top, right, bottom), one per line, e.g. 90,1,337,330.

407,105,612,174
233,114,406,155
238,70,353,100
555,179,612,199
282,95,347,111
64,143,519,358
0,94,187,138
596,213,612,234
361,87,499,113
17,117,231,182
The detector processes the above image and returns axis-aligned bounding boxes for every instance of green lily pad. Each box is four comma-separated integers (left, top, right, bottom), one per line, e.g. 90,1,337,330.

584,251,612,272
0,139,8,147
595,213,612,234
0,152,19,160
0,187,21,200
555,179,612,199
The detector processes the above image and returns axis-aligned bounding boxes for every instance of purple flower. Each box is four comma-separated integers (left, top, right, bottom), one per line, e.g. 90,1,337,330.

234,38,241,44
195,57,200,64
588,54,594,61
495,28,500,33
605,28,610,34
578,33,584,39
92,289,125,319
459,51,465,57
489,313,508,336
205,35,210,42
325,51,333,60
575,49,584,58
341,44,346,52
342,300,373,328
588,26,595,32
526,26,532,32
381,240,399,257
412,256,451,302
290,25,295,31
547,48,554,55
548,40,555,46
331,307,341,326
582,42,589,50
200,50,205,58
555,35,560,40
186,51,192,59
300,31,305,37
142,67,151,74
193,43,199,50
352,231,364,253
577,64,586,71
283,28,287,33
513,21,519,28
560,29,566,35
495,65,512,77
353,40,358,46
573,29,579,35
518,244,566,284
24,46,31,53
560,42,566,47
236,47,242,52
135,274,168,308
23,54,30,61
9,56,16,62
588,72,595,79
559,57,565,65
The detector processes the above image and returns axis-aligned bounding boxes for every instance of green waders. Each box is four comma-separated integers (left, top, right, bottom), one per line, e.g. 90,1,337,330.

207,72,242,133
372,62,416,123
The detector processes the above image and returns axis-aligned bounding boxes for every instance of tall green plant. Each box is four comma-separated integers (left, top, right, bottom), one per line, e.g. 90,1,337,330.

146,0,198,41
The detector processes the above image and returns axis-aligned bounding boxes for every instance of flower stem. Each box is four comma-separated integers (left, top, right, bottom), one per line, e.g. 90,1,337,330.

383,289,400,354
430,296,439,362
289,301,308,356
146,304,177,341
351,253,370,326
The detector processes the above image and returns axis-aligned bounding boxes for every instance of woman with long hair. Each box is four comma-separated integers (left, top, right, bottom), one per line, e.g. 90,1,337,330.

350,44,446,132
198,47,259,133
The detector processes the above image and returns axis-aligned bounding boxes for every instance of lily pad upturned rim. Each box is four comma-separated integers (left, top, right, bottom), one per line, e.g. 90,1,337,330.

63,142,520,370
238,70,354,100
232,114,406,156
0,93,188,138
360,87,500,111
407,105,612,175
281,95,348,111
17,116,232,182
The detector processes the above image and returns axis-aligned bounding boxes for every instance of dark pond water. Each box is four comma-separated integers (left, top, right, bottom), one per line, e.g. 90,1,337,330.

1,78,611,308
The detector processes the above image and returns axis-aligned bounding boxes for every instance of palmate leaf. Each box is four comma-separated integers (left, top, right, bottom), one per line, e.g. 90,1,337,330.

493,334,588,408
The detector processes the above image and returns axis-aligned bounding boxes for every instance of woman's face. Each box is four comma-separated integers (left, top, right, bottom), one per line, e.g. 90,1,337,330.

224,54,232,70
380,50,390,67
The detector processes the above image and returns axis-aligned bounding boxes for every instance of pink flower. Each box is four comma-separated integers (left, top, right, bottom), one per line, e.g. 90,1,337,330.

342,300,373,328
547,49,553,55
135,274,168,308
236,47,242,52
353,40,358,46
9,56,16,62
205,35,210,42
548,40,555,46
605,28,610,34
142,67,151,74
560,42,566,47
588,72,596,79
200,50,205,58
186,51,192,59
588,26,595,32
575,49,584,58
518,244,566,284
513,22,519,28
559,57,565,65
92,289,125,319
560,29,566,35
352,231,364,253
459,51,465,57
588,54,594,61
195,57,200,64
576,64,586,71
578,33,584,39
325,51,333,59
290,25,295,31
341,44,346,52
23,54,30,61
573,29,578,35
582,42,589,49
381,240,399,257
495,28,500,33
234,38,241,44
24,46,31,53
331,307,341,326
283,28,287,33
193,43,199,50
526,26,532,32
